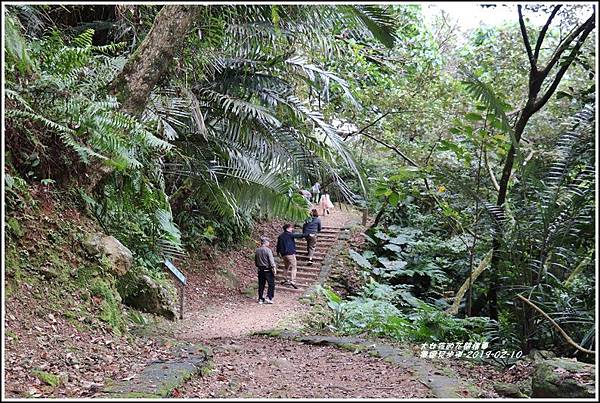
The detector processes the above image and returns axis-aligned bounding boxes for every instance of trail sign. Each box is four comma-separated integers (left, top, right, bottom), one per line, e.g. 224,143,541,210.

164,259,186,285
164,259,186,320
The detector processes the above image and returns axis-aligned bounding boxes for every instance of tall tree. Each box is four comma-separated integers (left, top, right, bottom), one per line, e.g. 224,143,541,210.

109,5,197,116
84,5,197,191
487,5,595,320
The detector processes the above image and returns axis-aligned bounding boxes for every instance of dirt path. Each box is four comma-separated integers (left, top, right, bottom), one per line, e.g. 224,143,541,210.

170,206,433,398
176,204,358,341
177,336,431,398
177,289,306,340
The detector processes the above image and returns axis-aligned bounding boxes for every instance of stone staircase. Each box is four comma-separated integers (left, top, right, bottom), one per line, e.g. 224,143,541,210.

276,226,343,292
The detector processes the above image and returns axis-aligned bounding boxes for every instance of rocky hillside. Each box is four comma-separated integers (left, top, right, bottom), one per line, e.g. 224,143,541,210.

4,182,180,398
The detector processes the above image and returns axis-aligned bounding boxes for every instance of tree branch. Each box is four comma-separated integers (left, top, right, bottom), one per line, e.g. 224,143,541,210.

533,5,562,62
534,15,595,113
518,5,536,69
541,13,595,77
344,110,417,141
516,294,595,355
483,148,500,192
354,131,420,168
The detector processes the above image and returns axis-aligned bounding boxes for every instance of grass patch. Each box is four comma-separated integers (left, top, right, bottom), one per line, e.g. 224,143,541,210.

338,342,366,353
242,283,258,297
90,278,126,335
32,369,60,387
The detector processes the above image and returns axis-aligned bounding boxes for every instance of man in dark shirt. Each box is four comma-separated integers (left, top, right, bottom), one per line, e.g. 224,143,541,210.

302,209,322,264
276,223,304,288
255,237,277,304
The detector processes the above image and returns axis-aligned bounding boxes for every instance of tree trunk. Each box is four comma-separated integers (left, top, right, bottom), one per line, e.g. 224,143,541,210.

486,7,594,321
84,5,197,192
487,107,533,320
109,5,196,116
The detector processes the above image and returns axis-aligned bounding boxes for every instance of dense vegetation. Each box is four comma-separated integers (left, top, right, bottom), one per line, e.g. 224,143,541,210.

4,3,596,365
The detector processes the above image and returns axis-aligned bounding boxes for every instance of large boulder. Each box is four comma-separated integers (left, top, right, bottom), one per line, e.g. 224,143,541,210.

531,357,595,398
122,275,177,321
493,380,532,398
84,233,133,276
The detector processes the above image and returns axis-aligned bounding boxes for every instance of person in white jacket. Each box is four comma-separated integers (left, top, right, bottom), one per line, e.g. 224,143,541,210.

319,191,334,215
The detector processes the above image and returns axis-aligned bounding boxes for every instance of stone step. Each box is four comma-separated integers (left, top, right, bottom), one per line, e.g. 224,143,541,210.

276,272,318,282
296,241,337,246
293,228,341,235
294,224,341,229
295,240,336,245
277,265,321,274
296,255,324,262
296,237,337,242
294,247,333,253
293,272,319,281
295,251,325,257
295,238,338,244
278,279,314,289
277,285,307,293
276,275,319,283
101,342,209,397
291,266,321,273
278,260,321,267
296,239,337,244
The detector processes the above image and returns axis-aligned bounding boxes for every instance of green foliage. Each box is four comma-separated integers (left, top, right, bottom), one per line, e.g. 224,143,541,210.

90,278,126,335
31,369,60,387
5,22,183,263
408,302,491,343
4,13,34,75
6,29,167,171
5,4,594,359
318,281,491,343
496,103,596,353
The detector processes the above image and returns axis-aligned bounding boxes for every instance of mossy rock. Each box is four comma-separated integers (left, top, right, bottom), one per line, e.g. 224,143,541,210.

493,379,532,398
32,369,60,387
122,274,177,321
6,217,24,237
83,233,133,276
90,279,126,334
531,357,595,398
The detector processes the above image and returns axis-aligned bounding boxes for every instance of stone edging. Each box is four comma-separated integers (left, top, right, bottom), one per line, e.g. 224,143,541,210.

299,223,354,300
100,341,212,398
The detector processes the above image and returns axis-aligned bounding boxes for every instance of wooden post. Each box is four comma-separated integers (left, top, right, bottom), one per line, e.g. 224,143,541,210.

362,208,368,226
179,284,184,320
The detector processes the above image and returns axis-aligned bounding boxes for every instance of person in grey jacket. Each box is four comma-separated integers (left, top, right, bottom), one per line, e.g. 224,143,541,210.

255,237,277,304
302,209,322,263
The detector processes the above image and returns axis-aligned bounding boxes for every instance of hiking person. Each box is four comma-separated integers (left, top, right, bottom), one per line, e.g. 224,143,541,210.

255,237,276,304
276,223,304,289
311,182,320,203
302,209,321,264
300,189,312,202
319,190,334,215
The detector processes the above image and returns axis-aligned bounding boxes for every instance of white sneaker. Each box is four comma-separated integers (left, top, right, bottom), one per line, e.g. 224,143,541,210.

258,299,264,304
265,299,274,304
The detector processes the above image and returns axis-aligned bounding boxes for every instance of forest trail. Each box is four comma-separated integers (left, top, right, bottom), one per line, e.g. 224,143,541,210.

176,205,357,341
168,206,432,398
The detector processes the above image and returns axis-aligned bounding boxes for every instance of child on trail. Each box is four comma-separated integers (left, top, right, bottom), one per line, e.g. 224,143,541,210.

254,237,277,304
276,223,305,289
302,209,321,264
